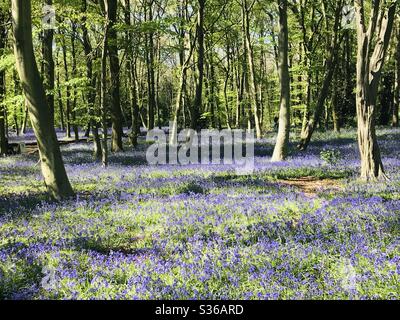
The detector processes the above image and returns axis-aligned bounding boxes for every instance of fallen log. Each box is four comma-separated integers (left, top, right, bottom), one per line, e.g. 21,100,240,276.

11,138,89,155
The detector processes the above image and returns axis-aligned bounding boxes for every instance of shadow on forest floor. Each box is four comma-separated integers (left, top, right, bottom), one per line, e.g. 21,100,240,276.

0,191,52,217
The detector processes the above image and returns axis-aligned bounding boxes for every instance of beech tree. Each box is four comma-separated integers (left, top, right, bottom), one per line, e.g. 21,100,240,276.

107,0,124,152
354,0,397,180
0,6,6,156
191,0,205,131
271,0,290,162
12,0,74,199
42,0,55,122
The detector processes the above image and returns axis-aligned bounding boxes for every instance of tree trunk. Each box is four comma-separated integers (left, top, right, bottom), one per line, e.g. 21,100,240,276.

106,0,124,152
42,0,55,123
70,24,79,142
55,49,65,131
394,26,400,127
191,0,205,131
125,0,139,147
332,71,340,133
297,1,342,150
354,0,396,180
170,26,195,145
101,1,110,166
13,71,21,136
21,101,29,134
0,74,6,156
82,0,101,158
145,0,156,130
0,9,7,155
61,38,72,138
271,0,290,162
243,0,262,139
12,0,74,199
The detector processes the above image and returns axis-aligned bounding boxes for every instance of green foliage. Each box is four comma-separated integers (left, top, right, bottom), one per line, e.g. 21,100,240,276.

320,149,342,166
0,54,15,73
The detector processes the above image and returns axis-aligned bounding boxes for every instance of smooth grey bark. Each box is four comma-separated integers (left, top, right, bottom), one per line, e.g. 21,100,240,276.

42,0,55,123
101,0,110,167
191,0,205,131
55,48,65,131
124,0,139,147
0,74,6,156
272,0,290,162
242,0,262,139
0,8,7,155
12,0,74,199
70,23,79,142
21,101,28,134
145,0,156,130
61,37,72,138
81,0,101,158
394,25,400,127
170,26,196,145
106,0,124,152
354,0,396,180
223,42,232,130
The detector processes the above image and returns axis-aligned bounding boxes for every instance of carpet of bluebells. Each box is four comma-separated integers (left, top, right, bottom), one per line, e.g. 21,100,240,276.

0,128,399,300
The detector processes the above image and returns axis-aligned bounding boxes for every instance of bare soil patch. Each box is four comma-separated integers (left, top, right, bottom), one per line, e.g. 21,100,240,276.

278,176,343,197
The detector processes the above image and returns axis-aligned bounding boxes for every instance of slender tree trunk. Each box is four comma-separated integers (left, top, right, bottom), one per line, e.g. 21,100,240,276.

394,26,400,127
240,8,252,131
272,0,290,162
55,49,65,131
70,24,79,142
208,49,217,128
0,10,7,155
298,2,342,150
61,38,72,138
42,0,55,123
243,0,262,139
0,74,6,156
21,101,29,134
12,0,74,198
12,71,20,136
82,0,101,158
124,0,139,147
191,0,205,131
332,71,340,133
145,0,156,130
170,29,195,145
223,69,232,129
107,0,124,152
156,37,161,129
101,1,110,166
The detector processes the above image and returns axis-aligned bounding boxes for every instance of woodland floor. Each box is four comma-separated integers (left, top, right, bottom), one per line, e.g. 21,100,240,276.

0,127,399,300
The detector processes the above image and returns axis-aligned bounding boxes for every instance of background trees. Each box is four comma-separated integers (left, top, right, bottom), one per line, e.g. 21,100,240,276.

1,0,399,181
